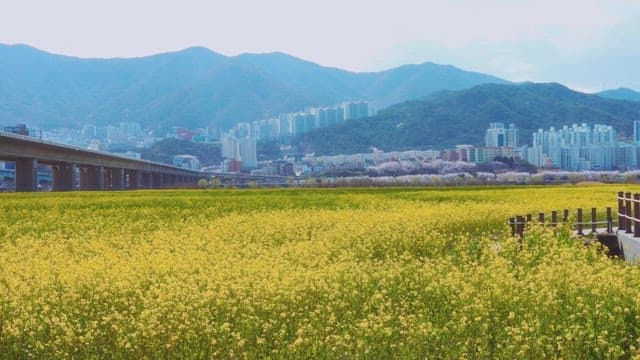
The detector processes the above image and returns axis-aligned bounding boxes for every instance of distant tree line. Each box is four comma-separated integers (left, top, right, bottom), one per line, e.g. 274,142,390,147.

304,170,640,188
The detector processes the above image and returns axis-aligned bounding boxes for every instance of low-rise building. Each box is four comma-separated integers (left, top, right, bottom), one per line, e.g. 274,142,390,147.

173,155,200,170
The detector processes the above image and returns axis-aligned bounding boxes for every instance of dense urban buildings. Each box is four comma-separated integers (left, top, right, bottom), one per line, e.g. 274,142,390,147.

5,112,640,182
521,124,633,171
304,121,640,176
231,101,374,142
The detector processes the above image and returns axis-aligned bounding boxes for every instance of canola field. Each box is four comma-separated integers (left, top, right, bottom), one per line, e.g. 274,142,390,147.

2,185,640,358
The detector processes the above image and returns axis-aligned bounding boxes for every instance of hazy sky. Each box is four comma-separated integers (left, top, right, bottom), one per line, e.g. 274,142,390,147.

1,0,639,92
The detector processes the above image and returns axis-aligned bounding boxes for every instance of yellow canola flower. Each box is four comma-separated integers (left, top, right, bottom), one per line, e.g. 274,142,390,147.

0,185,639,358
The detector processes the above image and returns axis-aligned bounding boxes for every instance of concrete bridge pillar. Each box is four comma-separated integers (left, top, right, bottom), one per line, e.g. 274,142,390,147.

129,170,142,190
152,173,163,189
80,165,105,191
15,158,38,192
167,174,176,187
127,170,140,189
103,168,111,190
141,172,152,189
111,168,125,190
97,166,105,190
79,168,88,190
52,163,77,191
162,174,172,188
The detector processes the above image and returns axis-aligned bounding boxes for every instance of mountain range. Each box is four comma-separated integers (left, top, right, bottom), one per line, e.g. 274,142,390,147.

0,44,507,130
597,88,640,102
296,83,640,155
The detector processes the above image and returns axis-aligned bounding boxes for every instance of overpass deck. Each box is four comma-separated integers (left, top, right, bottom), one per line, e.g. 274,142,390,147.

0,131,204,191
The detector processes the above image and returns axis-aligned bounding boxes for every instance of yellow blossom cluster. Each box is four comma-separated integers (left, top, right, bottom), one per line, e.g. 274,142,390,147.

1,185,640,358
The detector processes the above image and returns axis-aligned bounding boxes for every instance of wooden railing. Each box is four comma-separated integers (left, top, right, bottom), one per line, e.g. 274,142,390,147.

617,191,640,237
509,207,614,238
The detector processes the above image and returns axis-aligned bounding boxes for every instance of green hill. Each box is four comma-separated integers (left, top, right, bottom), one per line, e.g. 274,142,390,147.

0,43,506,130
296,83,640,155
598,87,640,102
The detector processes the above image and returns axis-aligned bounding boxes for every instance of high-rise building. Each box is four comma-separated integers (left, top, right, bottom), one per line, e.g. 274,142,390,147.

292,113,316,135
485,123,518,147
205,125,221,142
485,122,505,147
222,133,258,169
344,101,369,120
119,122,143,138
255,118,280,141
317,108,329,128
359,102,369,118
82,125,97,139
506,124,518,147
616,143,637,170
250,121,261,140
233,123,251,138
221,135,240,160
279,114,293,138
326,108,336,126
293,113,306,136
634,120,640,144
239,137,257,169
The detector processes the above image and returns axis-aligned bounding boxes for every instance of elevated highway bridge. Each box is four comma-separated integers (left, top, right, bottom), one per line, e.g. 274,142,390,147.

0,131,293,192
0,131,206,191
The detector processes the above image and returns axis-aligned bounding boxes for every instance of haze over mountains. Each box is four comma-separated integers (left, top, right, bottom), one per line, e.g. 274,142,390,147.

297,83,640,155
0,43,507,130
3,43,640,156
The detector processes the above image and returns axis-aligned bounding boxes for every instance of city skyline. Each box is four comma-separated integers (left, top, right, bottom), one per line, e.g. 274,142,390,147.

1,0,639,92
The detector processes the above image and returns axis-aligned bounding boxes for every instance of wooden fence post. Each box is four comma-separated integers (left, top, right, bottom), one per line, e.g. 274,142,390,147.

538,212,545,224
634,194,640,237
551,211,558,228
516,216,525,238
607,207,613,233
626,192,633,234
577,208,584,235
563,209,569,224
510,217,515,237
591,208,597,233
618,191,625,231
577,208,584,236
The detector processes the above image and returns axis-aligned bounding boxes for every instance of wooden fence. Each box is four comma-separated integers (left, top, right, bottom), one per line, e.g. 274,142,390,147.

617,191,640,237
509,207,614,238
509,191,640,238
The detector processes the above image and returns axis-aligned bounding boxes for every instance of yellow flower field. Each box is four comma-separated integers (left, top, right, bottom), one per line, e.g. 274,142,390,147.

1,185,640,358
